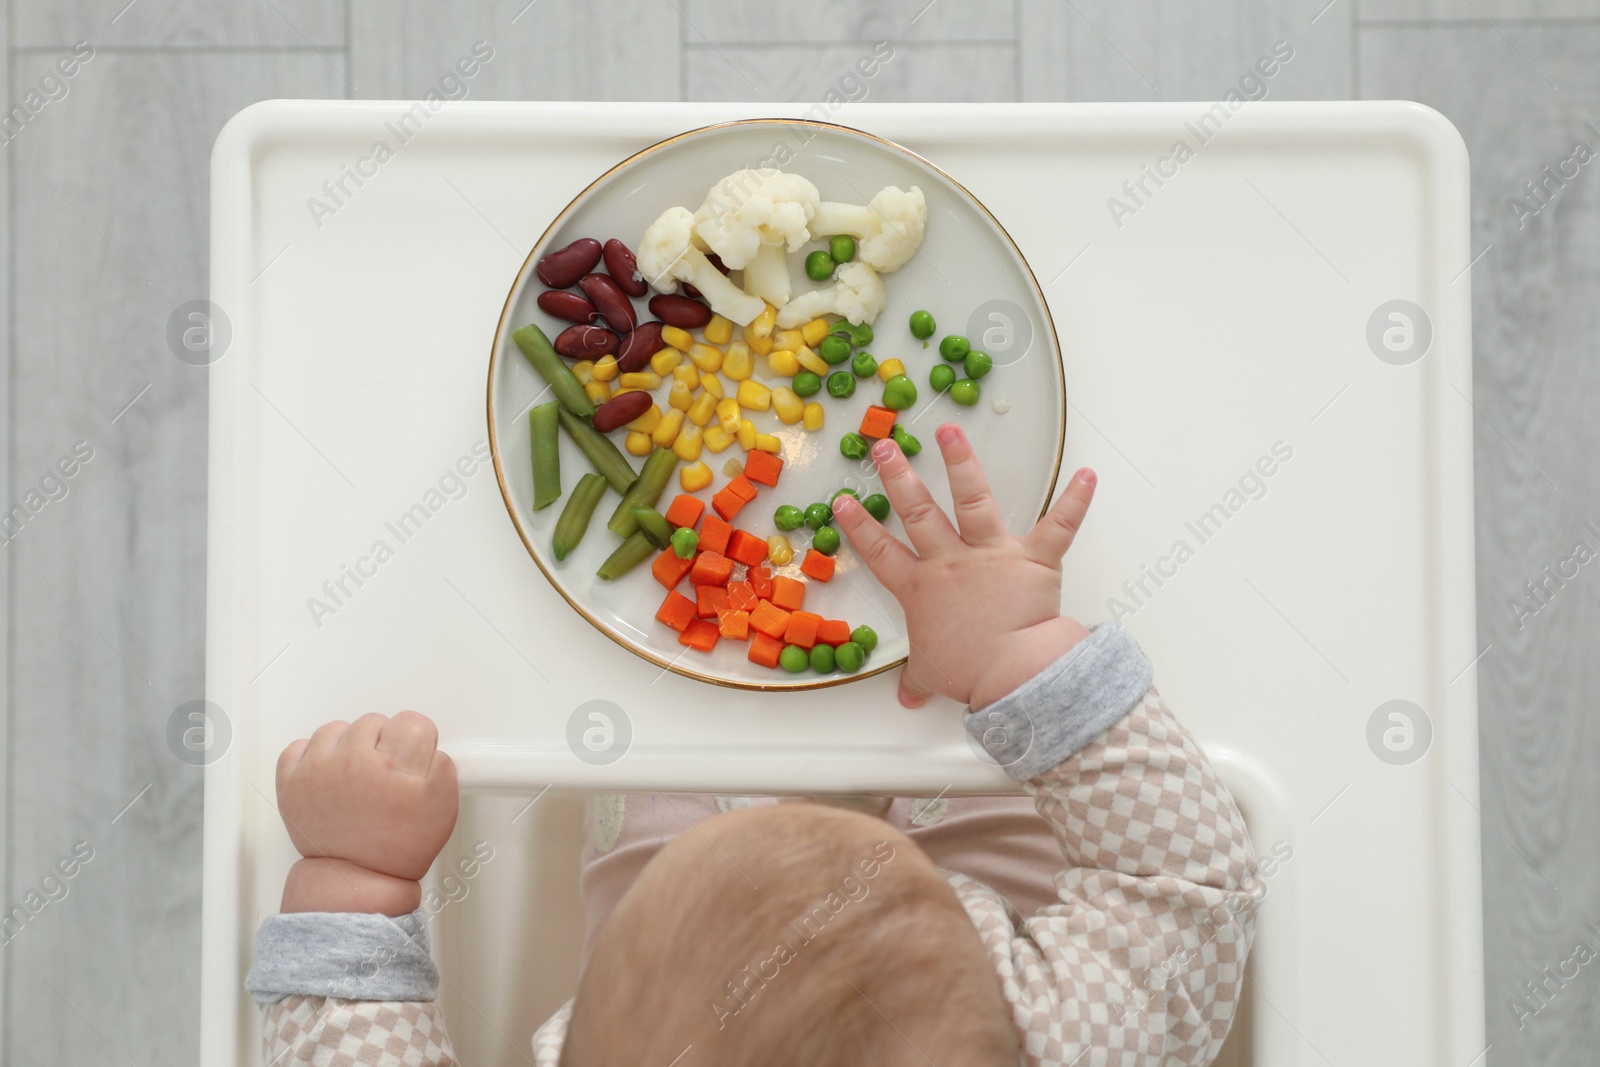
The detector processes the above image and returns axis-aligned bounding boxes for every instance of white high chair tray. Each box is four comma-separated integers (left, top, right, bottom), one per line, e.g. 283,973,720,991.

203,102,1483,1066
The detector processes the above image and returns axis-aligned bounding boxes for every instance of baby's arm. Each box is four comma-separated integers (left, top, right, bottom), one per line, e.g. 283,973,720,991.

245,711,464,1067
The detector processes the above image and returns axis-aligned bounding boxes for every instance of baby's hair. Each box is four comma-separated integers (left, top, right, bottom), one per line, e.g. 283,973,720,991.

563,803,1017,1066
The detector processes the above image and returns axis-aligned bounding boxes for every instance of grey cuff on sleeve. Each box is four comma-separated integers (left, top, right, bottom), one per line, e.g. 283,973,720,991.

964,623,1154,781
245,909,439,1004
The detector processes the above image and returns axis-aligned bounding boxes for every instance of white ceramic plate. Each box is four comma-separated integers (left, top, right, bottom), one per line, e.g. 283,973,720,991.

488,118,1065,690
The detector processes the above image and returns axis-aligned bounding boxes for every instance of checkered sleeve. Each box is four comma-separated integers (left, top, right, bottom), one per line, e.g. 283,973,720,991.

261,995,459,1066
960,685,1260,1067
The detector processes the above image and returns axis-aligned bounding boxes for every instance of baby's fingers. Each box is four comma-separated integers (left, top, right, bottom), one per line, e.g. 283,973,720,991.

1023,468,1097,561
833,494,915,593
376,710,439,777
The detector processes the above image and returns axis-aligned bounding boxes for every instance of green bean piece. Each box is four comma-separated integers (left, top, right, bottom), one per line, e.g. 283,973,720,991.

607,448,677,537
827,371,856,399
630,506,674,549
551,473,607,561
839,432,870,460
513,323,594,418
818,335,852,364
909,310,936,340
834,641,866,673
812,526,842,555
851,625,879,653
829,235,856,263
810,643,836,673
891,424,922,456
529,401,562,510
862,493,891,522
558,408,637,493
963,350,993,379
671,526,699,559
804,250,835,281
851,351,878,379
938,334,971,362
596,529,656,580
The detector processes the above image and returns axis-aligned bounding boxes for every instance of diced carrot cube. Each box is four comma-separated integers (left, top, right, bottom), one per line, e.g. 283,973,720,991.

718,609,750,640
655,589,696,632
860,405,896,439
699,514,732,556
696,584,731,619
742,450,783,487
726,530,768,567
678,618,720,652
749,599,792,640
783,610,822,650
770,575,806,612
726,475,759,502
712,486,747,521
748,631,784,668
663,494,705,529
690,551,734,586
800,549,835,582
651,548,695,589
727,580,757,611
817,619,852,646
748,564,775,599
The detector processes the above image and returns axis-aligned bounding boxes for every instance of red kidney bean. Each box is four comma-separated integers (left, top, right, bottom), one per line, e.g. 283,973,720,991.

591,390,654,433
616,321,665,373
536,290,601,324
536,238,602,289
649,294,713,330
553,324,620,360
602,238,649,297
578,273,637,334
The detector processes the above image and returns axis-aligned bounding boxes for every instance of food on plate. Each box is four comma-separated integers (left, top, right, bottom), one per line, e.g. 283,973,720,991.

808,186,927,273
602,238,648,297
692,169,820,306
909,309,935,339
774,261,885,329
638,207,766,325
513,323,592,417
551,473,607,561
536,237,603,289
529,401,562,510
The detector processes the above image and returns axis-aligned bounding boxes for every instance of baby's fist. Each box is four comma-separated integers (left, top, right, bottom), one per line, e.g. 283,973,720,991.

276,710,459,883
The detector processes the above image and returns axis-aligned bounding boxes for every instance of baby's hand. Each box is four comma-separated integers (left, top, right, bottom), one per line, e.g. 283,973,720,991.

833,424,1096,710
275,711,458,915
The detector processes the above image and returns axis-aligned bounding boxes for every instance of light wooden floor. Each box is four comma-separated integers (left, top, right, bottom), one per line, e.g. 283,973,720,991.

2,1,1594,1064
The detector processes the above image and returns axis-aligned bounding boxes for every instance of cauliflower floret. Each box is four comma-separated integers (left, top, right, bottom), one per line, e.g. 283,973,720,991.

693,169,820,269
776,261,886,329
637,206,766,326
809,185,927,274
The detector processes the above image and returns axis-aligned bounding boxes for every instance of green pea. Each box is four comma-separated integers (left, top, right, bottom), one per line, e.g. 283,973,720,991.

891,424,921,456
862,493,891,521
818,334,853,364
939,334,971,362
792,370,822,397
804,502,834,529
963,350,993,379
881,374,917,411
779,644,810,673
847,321,874,346
909,310,936,340
929,364,957,393
835,641,866,673
830,487,859,505
671,527,699,559
851,351,878,378
804,250,835,282
810,643,837,673
850,625,879,653
839,432,869,460
826,371,856,399
828,234,856,263
774,504,805,532
949,379,981,407
812,526,842,555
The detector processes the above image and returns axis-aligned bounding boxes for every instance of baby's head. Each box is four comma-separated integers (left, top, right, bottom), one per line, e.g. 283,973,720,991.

563,803,1017,1065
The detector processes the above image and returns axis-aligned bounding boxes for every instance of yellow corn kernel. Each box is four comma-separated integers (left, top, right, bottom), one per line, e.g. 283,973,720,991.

571,359,596,385
591,354,619,382
686,391,718,428
877,358,907,382
668,379,694,412
737,379,772,411
626,403,662,434
704,314,733,345
766,535,794,566
715,397,741,432
771,386,804,424
772,328,804,353
754,433,782,454
796,345,829,376
737,419,758,451
679,460,713,492
619,371,660,390
650,347,682,375
652,408,685,448
723,458,745,478
767,349,800,377
671,422,704,462
625,431,653,456
661,325,695,351
744,302,777,344
583,380,611,405
702,423,734,453
800,317,830,347
802,402,825,431
672,362,700,388
687,343,724,373
722,341,753,380
699,372,725,400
